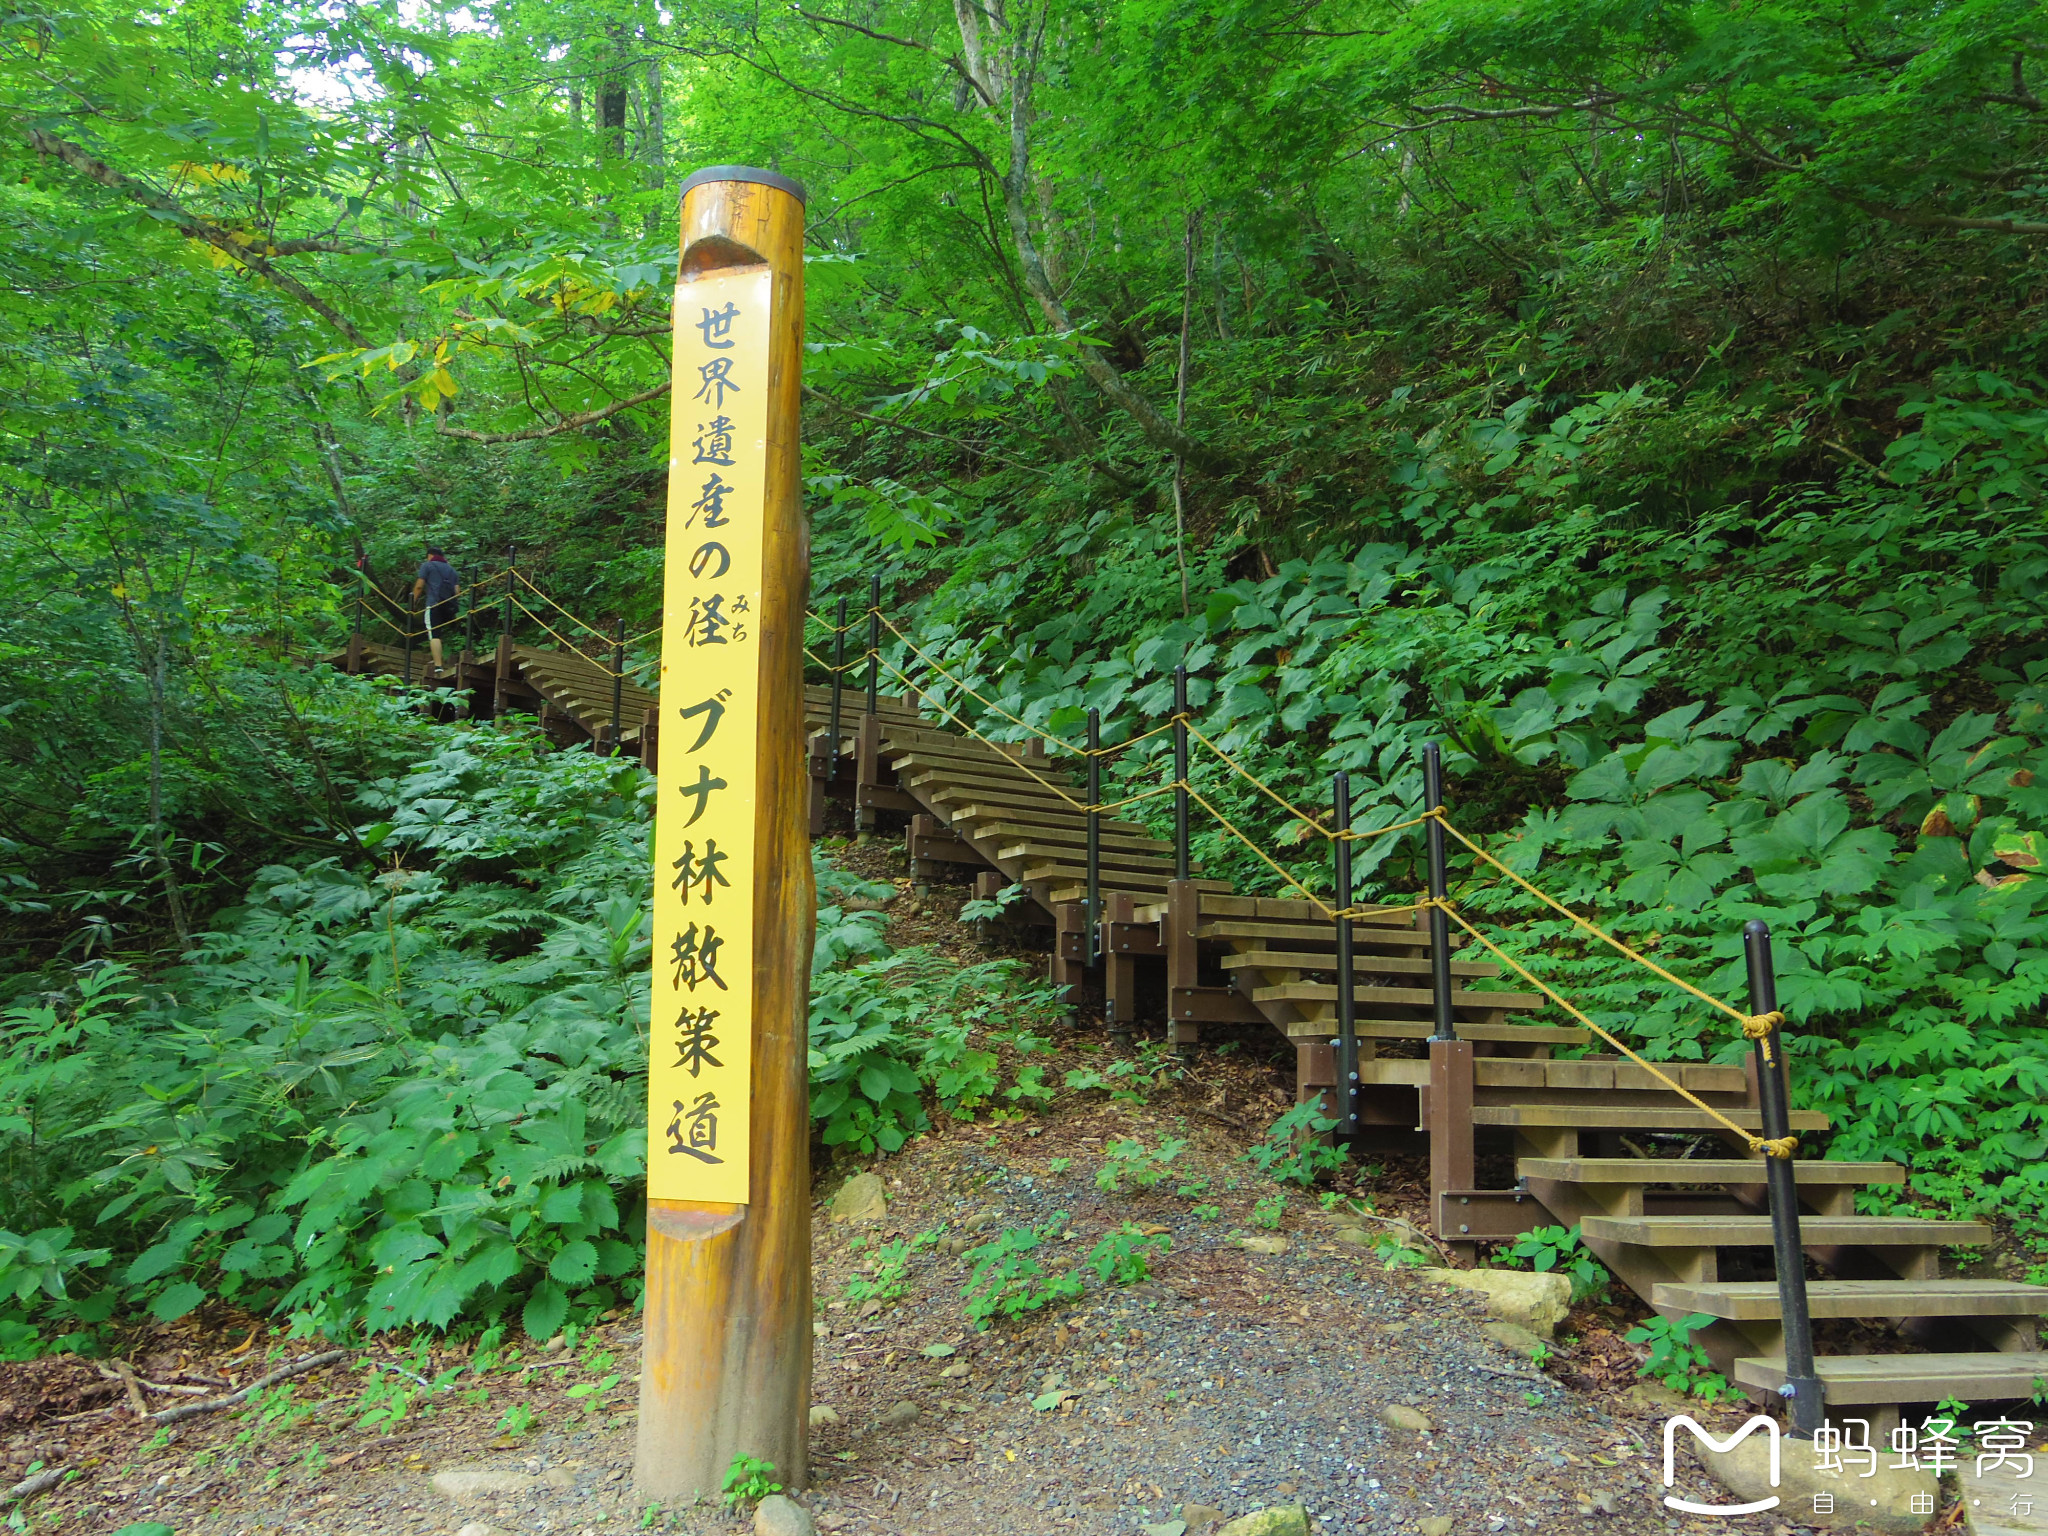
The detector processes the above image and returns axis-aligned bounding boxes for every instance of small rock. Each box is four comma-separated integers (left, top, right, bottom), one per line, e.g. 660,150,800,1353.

1416,1268,1571,1336
1333,1226,1372,1248
879,1399,920,1428
1217,1507,1309,1536
808,1405,841,1428
1380,1404,1435,1434
754,1493,815,1536
457,1525,496,1536
1182,1506,1228,1535
1688,1424,1933,1534
1418,1519,1454,1536
939,1361,970,1379
434,1470,534,1500
544,1333,568,1353
830,1172,887,1224
1479,1320,1549,1358
1239,1234,1288,1256
1621,1381,1693,1415
1273,1480,1296,1494
1143,1523,1189,1536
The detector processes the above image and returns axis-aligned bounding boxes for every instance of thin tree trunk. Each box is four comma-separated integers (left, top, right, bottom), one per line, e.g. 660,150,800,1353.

1173,207,1199,616
146,629,192,949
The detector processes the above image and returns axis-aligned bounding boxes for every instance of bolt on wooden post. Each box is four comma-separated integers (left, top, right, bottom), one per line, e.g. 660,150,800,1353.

636,165,813,1502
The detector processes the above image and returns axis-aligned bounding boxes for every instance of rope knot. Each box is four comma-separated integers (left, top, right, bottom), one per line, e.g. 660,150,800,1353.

1749,1135,1800,1161
1742,1010,1785,1040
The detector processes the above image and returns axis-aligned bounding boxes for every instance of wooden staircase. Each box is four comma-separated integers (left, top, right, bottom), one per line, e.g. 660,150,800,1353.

808,690,2048,1424
329,638,658,752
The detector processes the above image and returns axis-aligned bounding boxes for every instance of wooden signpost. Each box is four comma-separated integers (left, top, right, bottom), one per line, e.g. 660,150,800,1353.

637,166,813,1501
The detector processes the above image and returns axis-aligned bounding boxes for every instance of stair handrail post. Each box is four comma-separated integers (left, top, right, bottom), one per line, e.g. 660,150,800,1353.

502,543,516,651
610,616,626,755
403,606,414,686
1423,741,1456,1042
1086,707,1102,967
1744,919,1824,1438
1333,770,1359,1137
828,594,847,781
1172,665,1190,882
463,603,476,669
865,574,881,718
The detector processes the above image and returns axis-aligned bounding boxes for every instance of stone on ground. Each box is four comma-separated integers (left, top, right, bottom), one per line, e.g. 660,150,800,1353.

1141,1522,1188,1536
879,1398,920,1428
456,1525,496,1536
1181,1502,1228,1533
1416,1267,1571,1335
1964,1453,2048,1536
1479,1319,1549,1358
1417,1519,1454,1536
1237,1234,1288,1256
1686,1426,1934,1535
1215,1507,1309,1536
430,1474,532,1499
754,1493,816,1536
829,1172,886,1223
1380,1403,1434,1433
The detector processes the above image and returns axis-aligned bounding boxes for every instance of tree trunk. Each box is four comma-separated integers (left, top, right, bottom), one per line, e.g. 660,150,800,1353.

146,629,192,950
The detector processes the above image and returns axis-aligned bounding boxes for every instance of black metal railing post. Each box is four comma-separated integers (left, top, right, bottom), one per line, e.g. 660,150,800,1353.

1333,770,1359,1137
828,595,848,780
502,544,515,650
1172,665,1190,882
1745,920,1823,1438
865,574,881,717
352,574,365,645
403,613,414,685
1086,707,1102,965
1424,741,1456,1041
463,604,476,668
610,616,625,754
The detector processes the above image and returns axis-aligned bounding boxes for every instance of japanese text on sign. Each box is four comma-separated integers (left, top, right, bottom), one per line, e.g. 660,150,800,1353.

648,268,772,1202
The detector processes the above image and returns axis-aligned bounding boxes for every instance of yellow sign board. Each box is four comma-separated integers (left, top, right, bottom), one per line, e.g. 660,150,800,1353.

648,266,773,1204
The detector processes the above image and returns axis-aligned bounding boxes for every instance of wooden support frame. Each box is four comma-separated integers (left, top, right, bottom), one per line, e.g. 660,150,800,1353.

1166,878,1260,1041
1427,1037,1476,1253
1101,890,1142,1042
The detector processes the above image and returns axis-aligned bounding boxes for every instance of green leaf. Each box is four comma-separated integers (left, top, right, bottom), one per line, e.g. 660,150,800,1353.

548,1240,598,1286
522,1280,569,1343
148,1281,205,1322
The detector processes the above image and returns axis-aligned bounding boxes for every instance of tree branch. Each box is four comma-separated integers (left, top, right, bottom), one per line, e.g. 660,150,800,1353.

433,379,672,443
19,127,371,346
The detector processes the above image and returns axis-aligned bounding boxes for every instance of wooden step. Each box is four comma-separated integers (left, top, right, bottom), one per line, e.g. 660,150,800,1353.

896,755,1084,793
1521,1158,1903,1185
996,842,1191,877
1021,863,1231,894
1271,1018,1590,1046
1656,1279,2048,1321
1221,950,1500,981
1581,1215,1990,1247
1474,1105,1829,1133
1191,893,1422,931
1733,1351,2048,1406
974,822,1173,856
1364,1060,1745,1091
1250,981,1543,1011
1198,921,1434,949
939,800,1152,840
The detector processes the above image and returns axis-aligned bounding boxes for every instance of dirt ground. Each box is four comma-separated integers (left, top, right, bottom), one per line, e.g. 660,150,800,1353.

0,850,1896,1536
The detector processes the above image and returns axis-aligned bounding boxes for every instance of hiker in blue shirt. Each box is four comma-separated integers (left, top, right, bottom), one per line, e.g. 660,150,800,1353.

412,548,461,676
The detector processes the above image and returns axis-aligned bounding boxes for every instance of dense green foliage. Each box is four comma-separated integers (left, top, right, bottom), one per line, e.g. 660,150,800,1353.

5,0,2048,1332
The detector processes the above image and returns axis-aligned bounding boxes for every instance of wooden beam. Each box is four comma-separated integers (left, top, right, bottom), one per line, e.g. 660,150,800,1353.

636,167,812,1503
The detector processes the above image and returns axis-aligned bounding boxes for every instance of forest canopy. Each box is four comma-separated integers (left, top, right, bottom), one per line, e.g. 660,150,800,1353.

2,0,2047,1338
